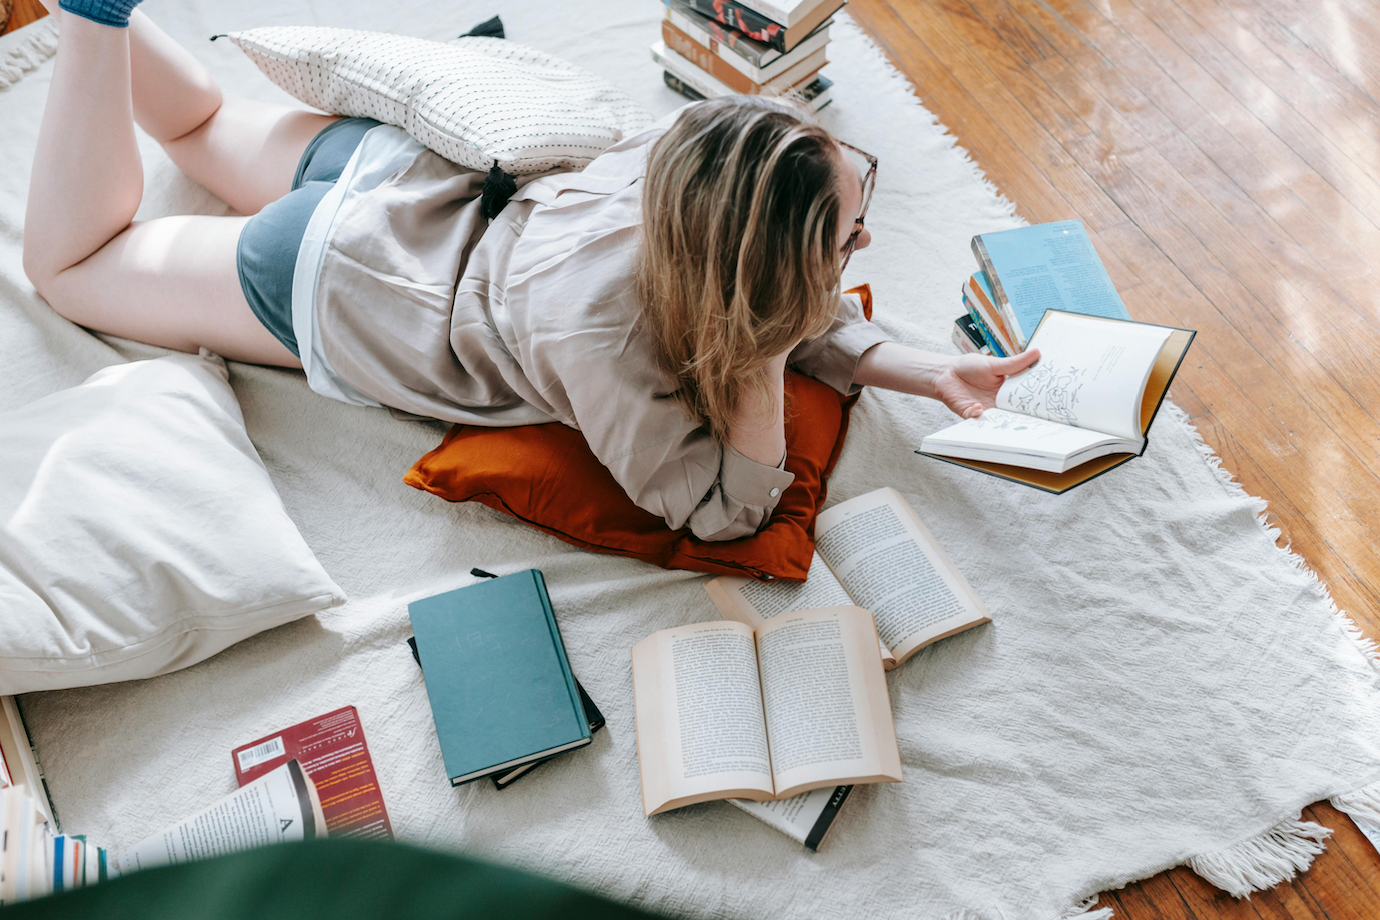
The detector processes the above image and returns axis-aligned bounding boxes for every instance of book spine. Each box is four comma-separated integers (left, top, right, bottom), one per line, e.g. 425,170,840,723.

966,274,1015,354
679,0,790,52
663,70,707,101
964,296,1007,357
662,21,763,94
804,785,853,851
971,235,1027,350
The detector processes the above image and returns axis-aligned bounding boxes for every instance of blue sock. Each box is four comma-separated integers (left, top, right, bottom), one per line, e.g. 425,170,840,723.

57,0,144,28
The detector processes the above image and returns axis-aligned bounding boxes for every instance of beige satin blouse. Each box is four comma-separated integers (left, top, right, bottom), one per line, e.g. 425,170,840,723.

309,106,890,541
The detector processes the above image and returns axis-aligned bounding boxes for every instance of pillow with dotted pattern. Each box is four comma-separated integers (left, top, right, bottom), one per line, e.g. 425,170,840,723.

225,27,653,174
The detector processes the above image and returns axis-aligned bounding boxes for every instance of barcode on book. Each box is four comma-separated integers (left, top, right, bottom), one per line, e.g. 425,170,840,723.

236,737,285,772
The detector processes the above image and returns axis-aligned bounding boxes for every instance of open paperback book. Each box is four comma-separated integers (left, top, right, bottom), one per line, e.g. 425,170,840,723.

707,487,991,670
111,759,326,875
919,310,1195,492
632,607,902,816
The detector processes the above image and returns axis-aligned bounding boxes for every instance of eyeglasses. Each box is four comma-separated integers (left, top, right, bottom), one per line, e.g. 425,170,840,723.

837,140,877,273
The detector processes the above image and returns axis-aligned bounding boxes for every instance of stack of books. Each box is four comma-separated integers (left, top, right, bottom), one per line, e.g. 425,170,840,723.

652,0,843,111
408,569,605,791
951,219,1132,357
0,785,113,901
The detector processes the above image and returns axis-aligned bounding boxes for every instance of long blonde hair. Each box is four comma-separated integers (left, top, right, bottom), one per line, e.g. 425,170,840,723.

636,97,845,444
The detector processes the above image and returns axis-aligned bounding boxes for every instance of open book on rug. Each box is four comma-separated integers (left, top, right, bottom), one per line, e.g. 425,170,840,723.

632,607,902,816
706,487,990,669
919,310,1195,492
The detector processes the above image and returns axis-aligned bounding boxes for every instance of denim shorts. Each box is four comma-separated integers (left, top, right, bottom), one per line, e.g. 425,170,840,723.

236,117,382,358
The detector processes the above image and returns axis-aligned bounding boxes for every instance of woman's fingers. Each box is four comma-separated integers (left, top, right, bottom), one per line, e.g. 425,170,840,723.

990,348,1040,376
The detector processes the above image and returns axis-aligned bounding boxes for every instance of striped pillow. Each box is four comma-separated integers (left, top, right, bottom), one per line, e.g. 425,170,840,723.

225,27,653,175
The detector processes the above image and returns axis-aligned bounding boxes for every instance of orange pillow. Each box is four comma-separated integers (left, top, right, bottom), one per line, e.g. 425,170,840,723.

404,286,872,583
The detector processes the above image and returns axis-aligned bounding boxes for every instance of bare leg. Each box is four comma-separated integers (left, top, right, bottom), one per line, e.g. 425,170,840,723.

22,14,302,366
125,9,338,214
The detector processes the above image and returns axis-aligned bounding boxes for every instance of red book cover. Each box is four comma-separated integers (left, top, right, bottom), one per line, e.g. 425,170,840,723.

232,706,393,841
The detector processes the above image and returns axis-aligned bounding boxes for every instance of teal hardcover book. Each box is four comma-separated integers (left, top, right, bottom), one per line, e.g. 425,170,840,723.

971,219,1130,349
408,570,591,785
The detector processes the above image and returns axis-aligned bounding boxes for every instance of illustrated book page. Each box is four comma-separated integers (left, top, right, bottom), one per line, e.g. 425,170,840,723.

921,312,1189,474
707,488,990,668
631,607,901,815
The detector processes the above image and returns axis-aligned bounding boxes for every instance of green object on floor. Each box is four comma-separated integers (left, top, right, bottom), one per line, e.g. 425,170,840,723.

6,838,671,919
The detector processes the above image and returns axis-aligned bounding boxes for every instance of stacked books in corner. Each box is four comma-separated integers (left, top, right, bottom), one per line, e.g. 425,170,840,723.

653,0,842,111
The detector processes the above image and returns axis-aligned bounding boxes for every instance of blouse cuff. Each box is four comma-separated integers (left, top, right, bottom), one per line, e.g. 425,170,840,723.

686,445,796,542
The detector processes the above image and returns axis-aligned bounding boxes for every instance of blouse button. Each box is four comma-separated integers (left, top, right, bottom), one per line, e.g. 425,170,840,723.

768,487,780,497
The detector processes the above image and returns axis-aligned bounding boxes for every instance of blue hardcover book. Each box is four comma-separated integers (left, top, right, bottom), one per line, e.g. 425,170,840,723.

971,220,1130,350
408,570,591,785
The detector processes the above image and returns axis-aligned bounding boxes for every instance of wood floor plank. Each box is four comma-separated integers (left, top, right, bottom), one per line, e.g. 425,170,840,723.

843,0,1091,226
1100,0,1380,242
1194,0,1380,154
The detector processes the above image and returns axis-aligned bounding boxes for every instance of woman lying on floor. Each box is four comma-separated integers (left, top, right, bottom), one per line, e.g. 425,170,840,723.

23,0,1037,541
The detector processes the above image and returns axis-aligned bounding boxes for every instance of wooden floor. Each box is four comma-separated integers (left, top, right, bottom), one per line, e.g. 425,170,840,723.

7,0,1380,914
2,0,45,35
849,0,1380,916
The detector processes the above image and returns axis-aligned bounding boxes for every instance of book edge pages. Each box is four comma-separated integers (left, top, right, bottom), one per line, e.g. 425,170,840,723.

448,737,591,786
0,698,54,831
915,448,1139,493
631,634,671,816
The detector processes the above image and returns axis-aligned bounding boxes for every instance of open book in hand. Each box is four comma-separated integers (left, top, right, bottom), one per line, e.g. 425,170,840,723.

919,310,1195,492
707,487,991,670
632,606,902,816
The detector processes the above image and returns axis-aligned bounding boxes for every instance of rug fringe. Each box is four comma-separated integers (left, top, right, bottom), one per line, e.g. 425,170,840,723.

1163,403,1380,669
0,17,59,90
1060,894,1113,919
1331,778,1380,826
1186,817,1331,898
836,13,1019,223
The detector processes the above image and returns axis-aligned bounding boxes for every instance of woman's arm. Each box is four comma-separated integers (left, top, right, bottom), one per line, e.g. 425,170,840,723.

726,350,790,467
852,341,1040,418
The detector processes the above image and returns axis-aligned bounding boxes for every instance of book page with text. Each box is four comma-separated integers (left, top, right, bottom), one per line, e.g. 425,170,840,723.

995,311,1173,440
631,621,775,815
111,760,324,875
705,554,898,669
815,489,991,664
756,607,902,798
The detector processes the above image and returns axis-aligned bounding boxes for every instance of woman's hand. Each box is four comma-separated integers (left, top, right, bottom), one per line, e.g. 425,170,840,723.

929,350,1040,418
852,341,1040,416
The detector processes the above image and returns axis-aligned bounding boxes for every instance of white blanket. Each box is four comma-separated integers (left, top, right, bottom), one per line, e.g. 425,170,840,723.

4,4,1380,919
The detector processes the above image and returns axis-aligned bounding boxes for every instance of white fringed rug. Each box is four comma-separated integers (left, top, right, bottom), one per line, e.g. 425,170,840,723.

3,3,1380,919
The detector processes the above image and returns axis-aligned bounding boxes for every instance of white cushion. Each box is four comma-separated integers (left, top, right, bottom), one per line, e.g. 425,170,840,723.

0,353,346,694
226,27,653,174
